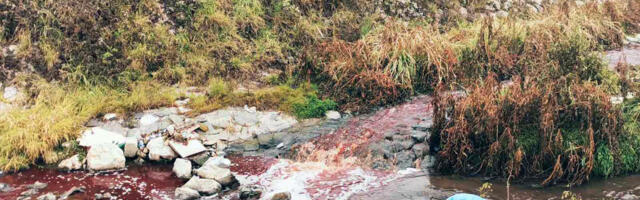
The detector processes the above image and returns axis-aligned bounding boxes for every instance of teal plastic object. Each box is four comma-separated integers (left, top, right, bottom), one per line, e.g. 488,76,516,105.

447,193,486,200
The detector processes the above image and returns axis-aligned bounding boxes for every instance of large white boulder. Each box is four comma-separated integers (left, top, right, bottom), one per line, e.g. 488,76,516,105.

195,163,234,185
58,155,82,170
173,158,192,179
86,143,125,171
182,176,221,195
78,127,125,147
147,137,177,161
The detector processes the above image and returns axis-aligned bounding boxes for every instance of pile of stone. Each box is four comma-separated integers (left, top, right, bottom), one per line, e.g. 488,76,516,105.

369,116,436,171
173,157,237,199
58,102,298,171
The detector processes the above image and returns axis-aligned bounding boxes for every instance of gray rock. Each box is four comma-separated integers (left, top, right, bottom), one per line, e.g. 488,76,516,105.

188,152,211,166
382,140,405,157
412,143,428,158
87,143,126,171
239,185,263,199
175,187,200,200
147,137,177,161
183,176,221,195
174,158,193,179
3,86,18,102
271,191,291,200
36,192,56,200
59,186,85,199
257,133,274,146
58,154,82,170
196,164,235,185
168,114,185,125
208,116,233,129
395,151,416,169
0,182,12,192
420,155,436,170
410,131,428,142
234,111,259,126
19,189,39,199
412,120,433,132
27,181,47,190
325,110,341,120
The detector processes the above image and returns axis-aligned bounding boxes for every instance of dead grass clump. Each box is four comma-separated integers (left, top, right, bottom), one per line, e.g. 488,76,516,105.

434,75,623,185
307,21,458,111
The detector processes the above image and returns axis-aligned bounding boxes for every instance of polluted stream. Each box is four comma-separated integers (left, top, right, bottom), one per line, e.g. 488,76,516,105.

4,96,640,200
2,46,640,200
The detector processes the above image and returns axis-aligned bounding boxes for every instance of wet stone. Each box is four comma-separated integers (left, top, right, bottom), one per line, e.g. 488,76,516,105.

196,164,234,185
412,143,428,158
412,120,433,132
382,140,405,157
0,182,12,192
175,187,200,200
36,193,56,200
271,191,292,200
395,151,416,169
183,176,221,195
19,188,39,199
59,186,85,199
384,131,396,140
27,181,48,190
410,131,428,142
239,185,263,200
371,160,391,170
188,152,211,166
420,155,437,171
400,139,415,150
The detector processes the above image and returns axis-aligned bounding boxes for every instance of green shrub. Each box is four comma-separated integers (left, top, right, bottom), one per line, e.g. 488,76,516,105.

293,94,338,119
594,144,614,177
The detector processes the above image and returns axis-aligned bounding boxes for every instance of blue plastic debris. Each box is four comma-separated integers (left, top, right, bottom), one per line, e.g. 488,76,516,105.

447,193,486,200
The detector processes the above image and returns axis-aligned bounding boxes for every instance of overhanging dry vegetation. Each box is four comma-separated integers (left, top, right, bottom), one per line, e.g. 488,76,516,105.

307,0,639,112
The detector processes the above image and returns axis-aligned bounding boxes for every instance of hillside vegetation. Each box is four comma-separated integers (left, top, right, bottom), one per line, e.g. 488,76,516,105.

1,0,640,186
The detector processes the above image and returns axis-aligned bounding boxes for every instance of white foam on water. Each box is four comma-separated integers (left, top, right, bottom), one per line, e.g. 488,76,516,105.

234,159,401,200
